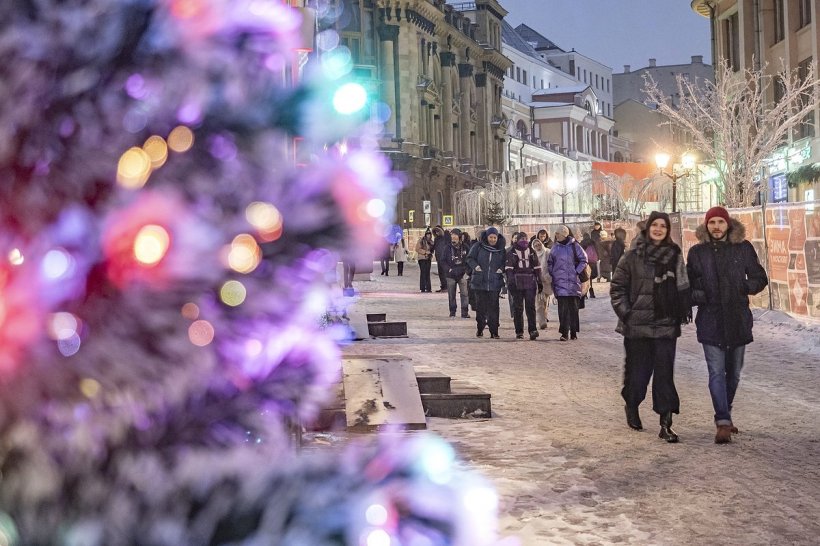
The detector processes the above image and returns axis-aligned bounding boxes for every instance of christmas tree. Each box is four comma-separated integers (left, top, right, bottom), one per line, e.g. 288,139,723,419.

484,201,507,226
0,1,498,543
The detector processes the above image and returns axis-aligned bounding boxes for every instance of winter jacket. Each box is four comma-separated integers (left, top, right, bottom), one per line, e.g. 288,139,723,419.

547,237,587,297
581,237,599,262
531,240,554,296
686,218,768,348
393,241,407,262
415,236,433,260
441,242,469,280
610,239,626,270
505,243,542,291
598,240,613,276
466,231,507,292
610,234,689,339
432,228,449,261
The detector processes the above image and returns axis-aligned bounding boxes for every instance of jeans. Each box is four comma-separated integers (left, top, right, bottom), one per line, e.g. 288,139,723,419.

622,338,680,415
703,344,746,426
556,296,580,336
447,276,469,316
474,289,500,336
418,259,432,292
380,259,390,275
510,287,537,334
397,261,404,276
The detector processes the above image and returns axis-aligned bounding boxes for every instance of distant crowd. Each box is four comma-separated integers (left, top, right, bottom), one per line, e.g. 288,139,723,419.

343,207,769,445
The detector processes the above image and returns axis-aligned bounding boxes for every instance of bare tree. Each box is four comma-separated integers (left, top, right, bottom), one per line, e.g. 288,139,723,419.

644,59,820,207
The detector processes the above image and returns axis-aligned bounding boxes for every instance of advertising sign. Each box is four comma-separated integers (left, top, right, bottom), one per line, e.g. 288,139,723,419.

422,200,431,214
770,173,788,203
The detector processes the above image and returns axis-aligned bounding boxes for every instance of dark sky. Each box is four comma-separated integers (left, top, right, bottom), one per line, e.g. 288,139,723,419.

500,0,713,72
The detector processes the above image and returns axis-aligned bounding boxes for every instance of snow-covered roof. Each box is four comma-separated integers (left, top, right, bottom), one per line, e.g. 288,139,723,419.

533,84,589,96
501,20,542,61
514,24,564,52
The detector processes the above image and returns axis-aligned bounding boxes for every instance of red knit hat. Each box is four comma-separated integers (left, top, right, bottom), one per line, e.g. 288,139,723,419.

705,206,730,224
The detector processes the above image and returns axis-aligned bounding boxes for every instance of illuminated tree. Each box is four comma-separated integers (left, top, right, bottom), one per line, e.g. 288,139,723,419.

644,59,820,207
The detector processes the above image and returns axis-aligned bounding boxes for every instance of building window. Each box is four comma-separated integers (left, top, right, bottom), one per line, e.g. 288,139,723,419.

541,78,544,89
724,12,741,72
799,0,812,28
773,0,785,43
569,59,576,76
522,69,528,84
606,79,610,93
583,69,587,82
595,74,599,88
516,67,521,82
533,75,536,88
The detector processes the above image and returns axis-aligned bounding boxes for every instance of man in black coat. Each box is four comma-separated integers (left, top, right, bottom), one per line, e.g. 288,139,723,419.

687,206,768,444
432,225,449,292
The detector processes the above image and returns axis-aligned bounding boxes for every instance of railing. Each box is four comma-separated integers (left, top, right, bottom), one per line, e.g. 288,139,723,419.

449,2,477,11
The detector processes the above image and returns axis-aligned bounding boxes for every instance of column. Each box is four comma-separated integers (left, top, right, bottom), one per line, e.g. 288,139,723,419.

440,52,456,154
458,63,473,163
377,24,401,139
474,72,488,169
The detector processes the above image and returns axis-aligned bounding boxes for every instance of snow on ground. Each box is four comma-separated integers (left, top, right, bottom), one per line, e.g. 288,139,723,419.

340,262,820,545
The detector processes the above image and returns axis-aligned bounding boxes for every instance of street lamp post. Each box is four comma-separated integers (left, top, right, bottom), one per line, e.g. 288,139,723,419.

655,152,696,213
548,176,577,224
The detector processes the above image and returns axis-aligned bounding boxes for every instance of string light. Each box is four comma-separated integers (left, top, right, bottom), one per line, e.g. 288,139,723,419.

143,135,168,168
133,225,170,266
219,280,247,307
117,147,152,188
168,125,194,153
227,234,261,273
188,319,215,346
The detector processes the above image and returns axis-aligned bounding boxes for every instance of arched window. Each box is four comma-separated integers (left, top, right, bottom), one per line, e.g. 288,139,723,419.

516,119,528,138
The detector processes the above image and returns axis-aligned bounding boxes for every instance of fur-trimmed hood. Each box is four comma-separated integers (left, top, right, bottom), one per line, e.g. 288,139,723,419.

695,217,746,244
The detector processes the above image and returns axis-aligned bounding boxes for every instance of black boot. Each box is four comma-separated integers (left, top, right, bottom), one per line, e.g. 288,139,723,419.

659,412,679,443
625,406,642,431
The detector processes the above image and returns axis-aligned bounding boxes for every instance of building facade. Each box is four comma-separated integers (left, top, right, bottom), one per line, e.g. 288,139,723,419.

692,0,820,203
613,55,713,107
336,0,512,228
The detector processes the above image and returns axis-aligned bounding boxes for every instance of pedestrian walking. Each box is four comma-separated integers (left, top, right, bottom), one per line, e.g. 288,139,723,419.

461,232,477,312
432,225,449,292
505,233,542,340
393,238,407,276
547,225,587,341
379,239,392,276
415,228,434,293
610,211,692,443
597,230,613,282
580,232,598,298
686,206,768,444
466,227,506,339
442,229,471,319
611,227,627,271
342,260,356,296
531,237,553,330
505,232,519,317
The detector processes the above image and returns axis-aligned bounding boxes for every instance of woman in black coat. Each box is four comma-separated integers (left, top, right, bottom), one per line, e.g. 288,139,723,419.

610,212,691,443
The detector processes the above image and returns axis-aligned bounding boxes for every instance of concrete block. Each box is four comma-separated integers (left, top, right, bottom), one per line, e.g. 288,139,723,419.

421,381,491,418
367,321,407,338
415,371,451,394
366,313,387,323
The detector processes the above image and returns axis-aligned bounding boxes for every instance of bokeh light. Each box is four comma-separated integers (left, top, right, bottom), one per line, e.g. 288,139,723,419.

321,47,353,80
7,248,24,266
418,439,456,485
219,280,247,307
79,378,101,399
168,125,195,153
189,319,215,347
365,504,389,526
57,333,82,357
133,224,171,266
181,302,200,320
333,82,368,115
41,248,75,280
117,146,152,188
48,312,79,341
365,529,391,546
245,201,283,241
365,198,386,218
227,234,262,274
143,135,168,168
317,29,340,51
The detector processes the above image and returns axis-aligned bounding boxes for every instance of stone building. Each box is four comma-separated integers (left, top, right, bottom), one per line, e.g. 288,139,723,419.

691,0,820,203
337,0,511,228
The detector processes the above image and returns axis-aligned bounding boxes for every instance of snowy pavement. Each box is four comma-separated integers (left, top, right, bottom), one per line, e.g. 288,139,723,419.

342,262,820,545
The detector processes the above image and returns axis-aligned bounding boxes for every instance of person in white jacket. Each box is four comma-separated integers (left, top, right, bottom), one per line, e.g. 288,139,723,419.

393,238,408,276
531,238,553,330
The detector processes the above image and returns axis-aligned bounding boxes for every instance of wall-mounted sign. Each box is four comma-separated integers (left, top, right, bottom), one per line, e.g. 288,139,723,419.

422,200,431,214
408,210,415,222
442,215,454,226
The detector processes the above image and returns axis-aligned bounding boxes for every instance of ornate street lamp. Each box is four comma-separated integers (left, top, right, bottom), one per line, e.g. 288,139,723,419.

655,152,696,213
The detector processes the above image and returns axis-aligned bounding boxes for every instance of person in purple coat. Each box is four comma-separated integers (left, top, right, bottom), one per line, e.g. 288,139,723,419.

547,225,588,341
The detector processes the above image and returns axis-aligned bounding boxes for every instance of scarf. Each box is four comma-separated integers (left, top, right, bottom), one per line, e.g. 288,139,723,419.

643,240,691,323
